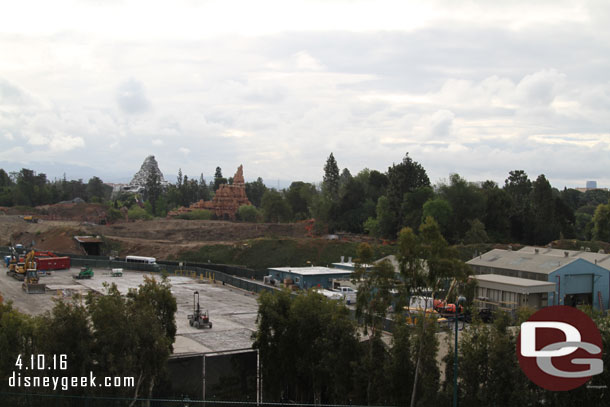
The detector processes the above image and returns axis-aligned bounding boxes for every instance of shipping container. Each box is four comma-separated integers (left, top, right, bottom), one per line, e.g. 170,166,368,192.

36,256,71,271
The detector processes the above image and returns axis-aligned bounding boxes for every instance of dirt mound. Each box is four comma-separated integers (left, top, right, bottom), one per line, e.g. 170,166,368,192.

102,219,307,243
37,202,108,223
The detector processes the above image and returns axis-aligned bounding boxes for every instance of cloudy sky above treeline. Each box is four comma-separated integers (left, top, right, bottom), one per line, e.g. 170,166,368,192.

1,0,609,188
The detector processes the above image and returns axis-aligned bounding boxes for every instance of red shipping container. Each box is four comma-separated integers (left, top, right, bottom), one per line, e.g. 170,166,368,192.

36,256,71,271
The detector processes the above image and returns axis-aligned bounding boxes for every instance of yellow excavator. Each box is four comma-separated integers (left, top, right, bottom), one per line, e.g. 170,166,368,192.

7,246,26,281
20,250,46,294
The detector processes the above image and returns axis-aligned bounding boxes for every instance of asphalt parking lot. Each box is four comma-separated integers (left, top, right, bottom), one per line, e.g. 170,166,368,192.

0,266,260,355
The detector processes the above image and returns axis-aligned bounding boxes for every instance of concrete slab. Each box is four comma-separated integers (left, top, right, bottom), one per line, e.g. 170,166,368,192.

0,266,260,355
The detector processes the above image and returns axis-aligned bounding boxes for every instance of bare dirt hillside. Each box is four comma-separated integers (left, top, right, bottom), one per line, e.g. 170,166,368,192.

0,209,310,258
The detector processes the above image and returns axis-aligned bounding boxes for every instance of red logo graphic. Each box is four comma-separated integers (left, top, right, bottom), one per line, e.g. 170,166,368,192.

517,306,603,391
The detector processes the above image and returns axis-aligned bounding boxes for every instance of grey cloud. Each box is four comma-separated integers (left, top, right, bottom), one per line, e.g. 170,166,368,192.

427,110,454,139
0,78,33,105
116,78,150,114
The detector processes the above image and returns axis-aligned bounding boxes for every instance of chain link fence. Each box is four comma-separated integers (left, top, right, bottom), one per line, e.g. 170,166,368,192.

0,392,398,407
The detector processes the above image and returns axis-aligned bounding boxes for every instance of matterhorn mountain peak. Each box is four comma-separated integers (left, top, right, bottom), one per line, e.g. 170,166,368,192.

125,155,169,193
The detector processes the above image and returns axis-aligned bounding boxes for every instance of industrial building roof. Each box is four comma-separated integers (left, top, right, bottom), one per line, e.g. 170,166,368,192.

472,274,556,294
518,246,610,270
331,261,373,269
268,266,352,276
467,248,578,275
472,274,556,288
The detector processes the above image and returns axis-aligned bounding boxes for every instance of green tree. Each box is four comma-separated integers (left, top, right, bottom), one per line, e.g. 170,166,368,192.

438,173,485,242
87,277,176,403
37,299,94,381
252,289,358,404
353,243,395,334
464,219,489,244
237,204,261,222
481,181,512,242
504,170,534,242
0,303,39,391
322,152,340,202
388,321,414,405
401,186,434,231
593,202,610,242
411,316,440,406
0,169,12,187
531,174,558,245
353,243,396,404
261,190,292,222
245,177,268,207
422,198,452,236
375,195,397,238
144,169,162,216
213,167,227,191
198,173,211,201
338,168,352,196
86,176,110,202
285,181,315,220
334,177,369,233
386,153,430,236
396,217,470,407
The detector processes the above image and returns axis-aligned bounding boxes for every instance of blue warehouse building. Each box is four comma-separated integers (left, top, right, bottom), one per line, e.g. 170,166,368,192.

468,247,610,311
267,266,353,290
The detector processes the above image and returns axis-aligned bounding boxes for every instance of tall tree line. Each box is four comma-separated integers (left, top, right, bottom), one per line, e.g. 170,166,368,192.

4,156,610,247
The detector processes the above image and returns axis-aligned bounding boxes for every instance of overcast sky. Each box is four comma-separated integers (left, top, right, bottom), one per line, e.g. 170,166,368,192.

1,0,610,188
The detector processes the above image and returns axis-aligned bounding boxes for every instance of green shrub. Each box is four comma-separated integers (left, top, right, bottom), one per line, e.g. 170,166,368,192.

237,205,261,222
176,209,213,220
106,207,123,222
128,205,153,221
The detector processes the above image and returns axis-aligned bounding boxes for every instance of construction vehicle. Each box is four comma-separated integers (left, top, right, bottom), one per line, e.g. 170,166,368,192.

23,215,39,223
20,251,46,294
433,279,465,317
74,266,94,279
7,247,27,281
187,291,212,329
111,268,123,277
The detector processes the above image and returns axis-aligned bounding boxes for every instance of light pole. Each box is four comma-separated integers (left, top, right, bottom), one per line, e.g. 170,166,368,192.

453,295,466,407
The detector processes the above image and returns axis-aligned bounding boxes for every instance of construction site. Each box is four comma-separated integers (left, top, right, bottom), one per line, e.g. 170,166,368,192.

0,260,260,354
0,251,265,400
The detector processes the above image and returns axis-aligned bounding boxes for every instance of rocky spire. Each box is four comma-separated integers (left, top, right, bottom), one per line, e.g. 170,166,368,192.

127,155,168,192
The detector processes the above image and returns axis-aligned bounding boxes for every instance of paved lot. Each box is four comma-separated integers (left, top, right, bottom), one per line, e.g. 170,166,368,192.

0,266,260,355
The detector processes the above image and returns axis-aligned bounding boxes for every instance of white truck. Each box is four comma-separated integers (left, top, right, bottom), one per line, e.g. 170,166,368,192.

333,286,357,305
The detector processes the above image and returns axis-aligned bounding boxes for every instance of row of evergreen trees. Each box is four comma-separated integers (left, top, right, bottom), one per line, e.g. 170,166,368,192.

3,152,610,245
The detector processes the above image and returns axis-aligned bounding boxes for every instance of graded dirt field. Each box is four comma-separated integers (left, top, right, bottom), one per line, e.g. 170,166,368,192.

0,211,309,259
0,265,260,354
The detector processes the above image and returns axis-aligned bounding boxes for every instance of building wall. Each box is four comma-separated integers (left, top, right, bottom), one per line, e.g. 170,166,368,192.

476,287,547,310
548,259,610,310
268,269,352,289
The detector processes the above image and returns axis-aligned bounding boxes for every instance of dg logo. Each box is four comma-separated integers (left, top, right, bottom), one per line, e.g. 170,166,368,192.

517,306,603,391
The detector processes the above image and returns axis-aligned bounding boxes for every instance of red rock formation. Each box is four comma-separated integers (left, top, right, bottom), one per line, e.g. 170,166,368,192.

168,165,251,220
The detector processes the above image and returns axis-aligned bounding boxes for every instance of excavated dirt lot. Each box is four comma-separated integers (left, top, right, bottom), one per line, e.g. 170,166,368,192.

0,208,309,258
